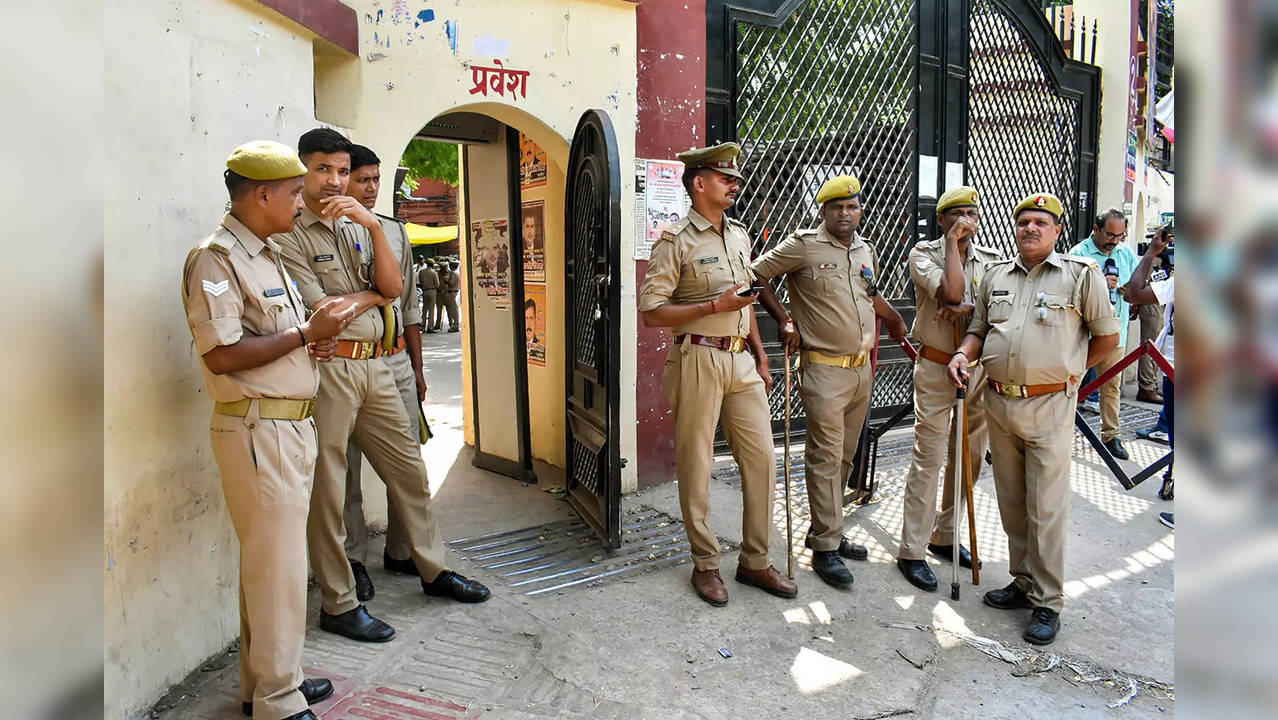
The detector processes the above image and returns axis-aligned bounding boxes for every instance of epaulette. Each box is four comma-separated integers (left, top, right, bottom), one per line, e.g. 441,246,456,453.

375,212,405,225
986,257,1016,268
1061,254,1098,269
658,216,692,243
725,215,746,229
794,228,819,238
198,229,236,255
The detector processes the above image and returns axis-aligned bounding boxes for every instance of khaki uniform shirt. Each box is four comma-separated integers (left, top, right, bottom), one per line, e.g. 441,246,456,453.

418,266,439,290
445,270,460,293
968,251,1120,385
378,213,423,329
638,208,755,338
275,206,383,343
749,222,879,357
909,238,1002,352
182,213,318,402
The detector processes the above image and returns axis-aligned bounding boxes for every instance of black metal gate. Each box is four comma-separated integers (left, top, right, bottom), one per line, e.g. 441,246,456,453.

564,110,623,549
707,0,1099,447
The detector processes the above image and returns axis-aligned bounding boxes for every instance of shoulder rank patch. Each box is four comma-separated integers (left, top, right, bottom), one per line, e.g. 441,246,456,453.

263,287,286,297
660,230,677,243
698,256,720,265
199,231,236,255
202,279,230,297
314,254,334,262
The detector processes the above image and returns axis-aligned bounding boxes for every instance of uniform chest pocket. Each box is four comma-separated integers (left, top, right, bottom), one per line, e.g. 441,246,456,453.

687,259,734,295
253,293,296,329
1033,292,1073,327
314,259,352,292
815,266,848,295
987,294,1015,323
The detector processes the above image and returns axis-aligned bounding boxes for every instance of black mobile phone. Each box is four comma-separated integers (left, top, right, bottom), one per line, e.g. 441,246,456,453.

736,286,761,297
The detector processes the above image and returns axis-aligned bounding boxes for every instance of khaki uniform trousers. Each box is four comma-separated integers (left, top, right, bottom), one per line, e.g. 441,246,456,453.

798,361,872,551
210,408,316,720
985,388,1075,613
662,342,775,572
310,356,445,615
421,289,438,330
898,360,989,559
1137,302,1165,393
343,349,417,564
439,292,459,329
1092,346,1125,442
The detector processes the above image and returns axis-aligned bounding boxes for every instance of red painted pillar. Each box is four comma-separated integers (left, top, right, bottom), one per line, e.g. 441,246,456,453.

634,0,706,489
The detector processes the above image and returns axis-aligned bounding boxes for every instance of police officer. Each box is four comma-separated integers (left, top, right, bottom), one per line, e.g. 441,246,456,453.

340,145,427,601
183,141,355,719
896,186,1000,591
639,142,796,606
418,259,440,334
752,175,909,589
276,129,489,645
440,261,461,332
947,193,1119,645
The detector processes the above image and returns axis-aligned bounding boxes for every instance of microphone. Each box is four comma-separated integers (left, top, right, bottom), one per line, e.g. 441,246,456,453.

1104,258,1119,305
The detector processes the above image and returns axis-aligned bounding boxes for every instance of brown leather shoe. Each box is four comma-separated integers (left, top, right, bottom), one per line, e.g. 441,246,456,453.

691,569,729,607
734,565,798,598
1136,388,1164,404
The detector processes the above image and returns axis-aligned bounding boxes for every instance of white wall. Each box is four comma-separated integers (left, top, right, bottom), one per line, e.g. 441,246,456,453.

1074,0,1133,211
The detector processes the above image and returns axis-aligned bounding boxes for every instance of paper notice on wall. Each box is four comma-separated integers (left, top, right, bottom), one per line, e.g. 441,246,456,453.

520,134,547,189
524,283,546,367
520,199,545,282
634,158,687,260
918,154,938,198
944,161,964,191
471,218,511,309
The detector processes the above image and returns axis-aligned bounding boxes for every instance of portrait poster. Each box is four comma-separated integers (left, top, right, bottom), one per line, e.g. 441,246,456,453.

635,159,687,260
521,199,546,282
524,283,547,367
470,218,511,309
520,134,547,189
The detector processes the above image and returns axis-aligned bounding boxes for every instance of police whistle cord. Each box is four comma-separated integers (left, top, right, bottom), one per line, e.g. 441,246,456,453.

1074,340,1174,492
783,347,795,580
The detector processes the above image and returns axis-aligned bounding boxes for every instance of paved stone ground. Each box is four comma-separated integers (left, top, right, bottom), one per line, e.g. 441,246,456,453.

149,331,1174,719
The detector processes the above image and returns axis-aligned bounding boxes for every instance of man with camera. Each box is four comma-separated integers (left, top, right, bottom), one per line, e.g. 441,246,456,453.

751,175,908,590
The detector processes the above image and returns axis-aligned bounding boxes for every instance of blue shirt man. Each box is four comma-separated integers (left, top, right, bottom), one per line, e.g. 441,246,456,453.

1067,208,1139,459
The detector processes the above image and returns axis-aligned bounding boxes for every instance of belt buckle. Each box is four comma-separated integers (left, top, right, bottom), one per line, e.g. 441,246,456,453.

839,355,852,368
729,337,746,353
302,398,315,418
358,342,375,360
1004,383,1025,398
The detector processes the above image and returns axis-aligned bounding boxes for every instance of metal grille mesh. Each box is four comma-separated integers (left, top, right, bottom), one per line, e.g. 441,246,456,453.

968,0,1082,253
571,169,598,369
571,440,600,494
735,0,919,301
733,0,918,428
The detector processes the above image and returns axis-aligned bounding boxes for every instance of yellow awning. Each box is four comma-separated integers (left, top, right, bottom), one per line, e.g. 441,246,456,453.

405,223,458,245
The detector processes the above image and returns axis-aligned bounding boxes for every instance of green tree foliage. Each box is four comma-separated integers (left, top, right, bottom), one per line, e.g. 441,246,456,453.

399,139,459,191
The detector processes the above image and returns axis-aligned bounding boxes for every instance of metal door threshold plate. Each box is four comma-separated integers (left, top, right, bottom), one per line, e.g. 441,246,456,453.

448,506,737,596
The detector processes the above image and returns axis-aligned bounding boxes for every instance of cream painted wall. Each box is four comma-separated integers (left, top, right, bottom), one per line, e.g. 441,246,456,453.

104,2,325,718
105,1,638,717
1075,0,1133,210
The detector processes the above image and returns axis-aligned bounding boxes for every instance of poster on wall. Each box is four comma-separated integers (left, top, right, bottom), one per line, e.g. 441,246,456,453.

471,218,511,309
524,283,546,367
520,134,547,189
521,199,545,282
633,159,688,260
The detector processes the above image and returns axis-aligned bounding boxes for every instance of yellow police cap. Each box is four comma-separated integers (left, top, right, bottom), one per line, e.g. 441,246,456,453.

676,142,743,178
1013,192,1065,220
226,140,307,181
815,175,862,205
937,186,979,213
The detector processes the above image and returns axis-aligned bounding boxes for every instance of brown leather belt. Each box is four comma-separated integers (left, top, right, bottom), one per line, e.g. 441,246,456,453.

334,336,405,360
989,379,1068,398
919,344,952,365
676,334,748,353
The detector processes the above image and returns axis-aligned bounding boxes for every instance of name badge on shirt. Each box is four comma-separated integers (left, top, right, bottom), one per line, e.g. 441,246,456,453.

992,290,1010,296
818,263,837,269
263,287,287,297
314,254,334,262
698,256,719,265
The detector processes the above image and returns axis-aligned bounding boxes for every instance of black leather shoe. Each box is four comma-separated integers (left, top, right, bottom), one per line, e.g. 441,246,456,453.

1023,607,1061,645
350,561,374,602
983,581,1033,610
383,550,421,578
241,678,334,716
422,570,490,603
1103,438,1130,460
804,535,868,561
283,712,318,720
811,551,854,589
926,543,982,570
896,559,937,591
319,605,395,642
